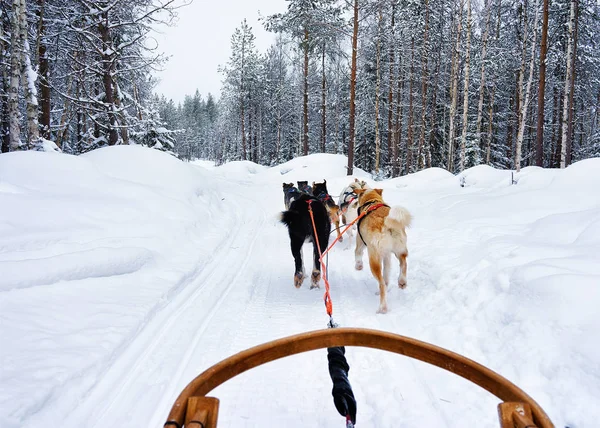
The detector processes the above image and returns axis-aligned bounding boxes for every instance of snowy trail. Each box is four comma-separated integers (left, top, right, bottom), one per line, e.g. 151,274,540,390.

59,187,268,428
3,149,599,428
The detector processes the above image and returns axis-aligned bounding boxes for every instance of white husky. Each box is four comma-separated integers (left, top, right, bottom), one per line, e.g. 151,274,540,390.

337,178,369,239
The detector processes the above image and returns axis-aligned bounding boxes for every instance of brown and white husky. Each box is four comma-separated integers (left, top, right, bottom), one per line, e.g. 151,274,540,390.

353,188,412,314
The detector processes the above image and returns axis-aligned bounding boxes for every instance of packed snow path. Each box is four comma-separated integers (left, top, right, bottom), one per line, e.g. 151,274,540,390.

1,147,599,427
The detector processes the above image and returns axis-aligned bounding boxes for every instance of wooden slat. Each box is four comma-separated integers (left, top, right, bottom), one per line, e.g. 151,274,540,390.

185,396,219,428
165,328,553,428
498,402,537,428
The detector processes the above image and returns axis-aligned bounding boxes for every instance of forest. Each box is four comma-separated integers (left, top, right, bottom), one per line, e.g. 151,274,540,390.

2,0,599,176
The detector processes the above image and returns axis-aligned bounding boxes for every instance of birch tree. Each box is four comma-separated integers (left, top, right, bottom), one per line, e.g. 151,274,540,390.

560,0,577,168
8,0,22,150
515,0,540,172
447,0,463,172
459,0,472,171
347,0,359,175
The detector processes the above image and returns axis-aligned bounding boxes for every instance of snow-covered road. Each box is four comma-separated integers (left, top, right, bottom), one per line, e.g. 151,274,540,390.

1,146,598,427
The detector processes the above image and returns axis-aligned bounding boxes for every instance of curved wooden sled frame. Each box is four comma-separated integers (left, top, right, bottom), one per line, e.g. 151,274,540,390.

165,327,553,428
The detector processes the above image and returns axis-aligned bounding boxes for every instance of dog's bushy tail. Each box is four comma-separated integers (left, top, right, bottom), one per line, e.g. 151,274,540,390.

280,210,300,228
385,206,412,230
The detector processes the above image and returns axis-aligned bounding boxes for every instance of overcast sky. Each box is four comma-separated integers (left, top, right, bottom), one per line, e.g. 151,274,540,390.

154,0,287,104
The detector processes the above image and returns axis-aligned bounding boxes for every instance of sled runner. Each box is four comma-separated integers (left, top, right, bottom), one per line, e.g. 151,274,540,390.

163,327,553,428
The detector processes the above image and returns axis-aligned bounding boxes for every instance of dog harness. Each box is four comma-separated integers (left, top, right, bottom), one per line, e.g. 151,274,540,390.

298,184,312,194
356,202,390,245
340,191,357,212
316,191,333,204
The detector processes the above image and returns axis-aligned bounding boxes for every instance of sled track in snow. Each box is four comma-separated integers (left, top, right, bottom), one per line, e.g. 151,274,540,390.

60,195,266,428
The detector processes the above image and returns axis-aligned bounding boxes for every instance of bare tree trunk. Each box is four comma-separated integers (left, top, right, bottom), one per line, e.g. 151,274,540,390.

240,40,247,160
55,74,74,148
459,0,472,171
551,85,559,166
428,46,442,168
22,38,40,146
1,14,12,152
554,88,563,167
374,5,382,173
321,44,326,153
347,0,359,175
99,11,118,146
535,0,549,166
387,1,396,166
486,87,496,164
475,0,493,151
560,0,576,168
113,81,129,145
515,0,540,173
248,97,253,161
252,103,260,163
393,50,405,177
37,0,50,140
303,26,309,156
406,36,415,174
9,0,23,150
447,0,463,172
417,0,430,170
427,0,447,167
565,0,578,166
486,0,502,165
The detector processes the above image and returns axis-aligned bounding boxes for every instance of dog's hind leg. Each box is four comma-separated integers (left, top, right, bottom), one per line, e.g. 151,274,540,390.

310,243,321,289
333,212,343,242
354,236,366,270
396,251,408,289
383,252,391,288
291,236,304,288
342,213,353,238
310,254,321,289
368,251,388,314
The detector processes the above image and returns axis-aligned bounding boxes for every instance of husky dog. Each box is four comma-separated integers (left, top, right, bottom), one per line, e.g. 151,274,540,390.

312,180,342,242
280,194,331,289
282,182,302,210
297,181,313,195
338,178,369,239
353,188,412,314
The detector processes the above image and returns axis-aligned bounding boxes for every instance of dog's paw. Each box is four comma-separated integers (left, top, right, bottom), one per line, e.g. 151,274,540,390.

377,304,388,314
398,278,407,289
294,272,304,288
338,234,344,242
355,260,363,270
310,271,321,289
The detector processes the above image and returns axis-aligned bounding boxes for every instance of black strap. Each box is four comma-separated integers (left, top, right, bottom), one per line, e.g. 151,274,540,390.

328,346,357,425
356,202,389,245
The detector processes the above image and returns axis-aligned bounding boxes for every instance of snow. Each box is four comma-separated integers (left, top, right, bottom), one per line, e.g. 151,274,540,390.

1,147,599,428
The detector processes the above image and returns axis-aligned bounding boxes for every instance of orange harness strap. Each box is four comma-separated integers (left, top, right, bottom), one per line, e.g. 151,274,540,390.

307,200,333,317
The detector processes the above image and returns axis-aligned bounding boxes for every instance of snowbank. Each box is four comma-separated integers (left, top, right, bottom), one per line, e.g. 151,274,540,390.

2,151,599,428
0,147,222,428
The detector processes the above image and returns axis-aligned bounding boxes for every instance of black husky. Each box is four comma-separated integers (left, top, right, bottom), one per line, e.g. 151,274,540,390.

282,182,301,210
313,180,342,242
280,194,331,289
297,181,313,195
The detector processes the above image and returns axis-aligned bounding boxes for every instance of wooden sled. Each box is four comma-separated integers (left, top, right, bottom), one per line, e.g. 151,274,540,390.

164,327,553,428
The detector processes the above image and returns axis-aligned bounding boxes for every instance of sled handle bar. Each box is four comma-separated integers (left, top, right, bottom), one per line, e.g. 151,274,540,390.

164,327,553,428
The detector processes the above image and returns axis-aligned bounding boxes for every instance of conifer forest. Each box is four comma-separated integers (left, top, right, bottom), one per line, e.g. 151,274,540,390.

1,0,599,176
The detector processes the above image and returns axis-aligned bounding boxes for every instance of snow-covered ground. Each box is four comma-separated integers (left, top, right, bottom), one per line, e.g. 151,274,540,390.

1,146,598,428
